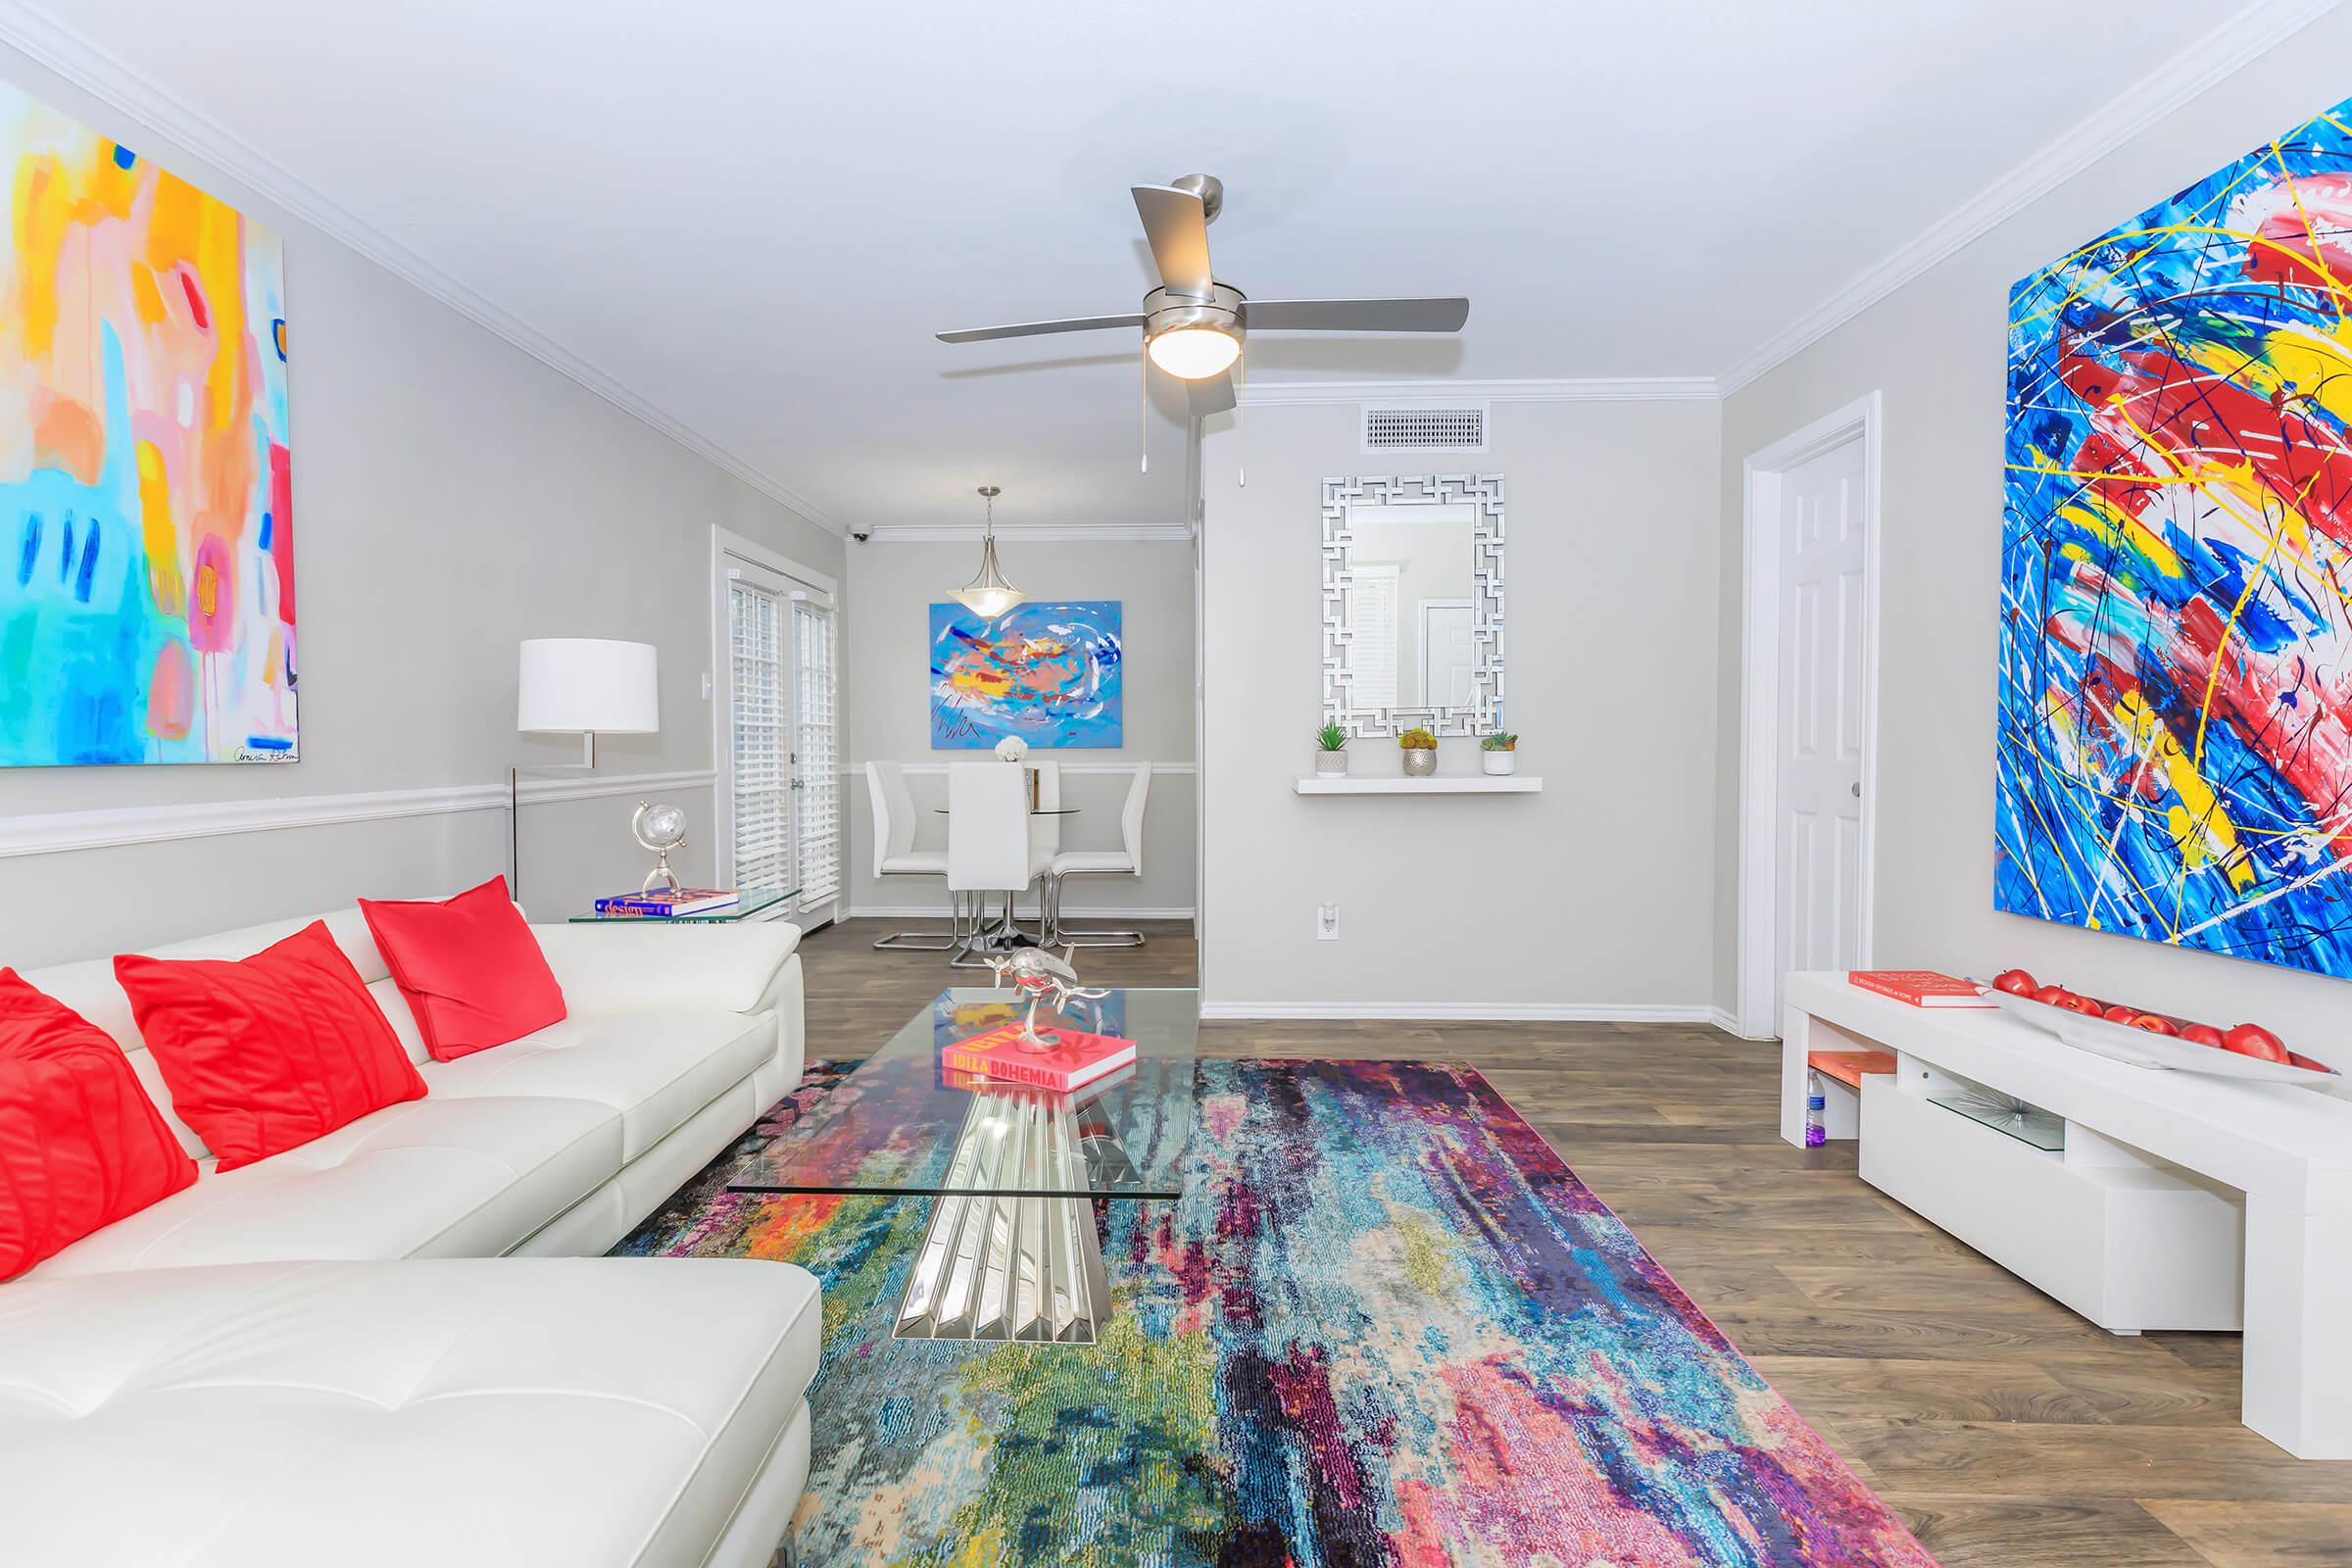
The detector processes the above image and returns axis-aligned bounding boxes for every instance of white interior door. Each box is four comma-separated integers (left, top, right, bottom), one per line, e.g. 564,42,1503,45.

1774,435,1868,1010
1420,601,1475,708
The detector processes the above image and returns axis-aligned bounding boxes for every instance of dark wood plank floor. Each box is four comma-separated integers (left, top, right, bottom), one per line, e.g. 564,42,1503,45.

799,918,2352,1568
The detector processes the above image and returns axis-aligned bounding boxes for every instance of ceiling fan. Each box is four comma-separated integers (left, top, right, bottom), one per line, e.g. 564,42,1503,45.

935,173,1469,421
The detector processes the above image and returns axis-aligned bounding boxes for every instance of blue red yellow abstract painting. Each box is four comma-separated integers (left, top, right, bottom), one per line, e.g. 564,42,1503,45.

0,81,295,767
930,600,1122,749
2000,94,2352,977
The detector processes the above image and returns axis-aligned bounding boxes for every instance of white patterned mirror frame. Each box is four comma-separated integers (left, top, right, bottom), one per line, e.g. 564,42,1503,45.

1319,473,1505,738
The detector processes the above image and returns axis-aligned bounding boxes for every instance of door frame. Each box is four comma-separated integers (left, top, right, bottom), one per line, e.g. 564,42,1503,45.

709,526,842,926
1417,597,1475,707
1736,392,1883,1039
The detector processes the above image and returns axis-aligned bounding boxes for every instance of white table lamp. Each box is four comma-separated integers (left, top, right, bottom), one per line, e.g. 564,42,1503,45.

512,638,659,900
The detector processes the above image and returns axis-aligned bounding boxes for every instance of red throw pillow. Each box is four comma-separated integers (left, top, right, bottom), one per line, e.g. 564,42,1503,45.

359,877,566,1061
0,969,199,1277
115,922,427,1171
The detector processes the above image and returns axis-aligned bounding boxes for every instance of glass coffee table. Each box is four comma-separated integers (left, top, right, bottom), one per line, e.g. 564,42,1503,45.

728,987,1199,1346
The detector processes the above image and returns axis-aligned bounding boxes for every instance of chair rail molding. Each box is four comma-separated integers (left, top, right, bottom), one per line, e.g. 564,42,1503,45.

0,770,718,859
844,761,1196,776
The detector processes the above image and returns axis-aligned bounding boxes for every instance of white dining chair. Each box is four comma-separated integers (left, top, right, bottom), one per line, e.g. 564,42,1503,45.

1048,762,1151,948
947,761,1051,967
865,762,954,951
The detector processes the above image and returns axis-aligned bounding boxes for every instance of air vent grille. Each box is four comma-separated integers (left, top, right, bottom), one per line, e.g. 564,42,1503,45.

1362,405,1486,451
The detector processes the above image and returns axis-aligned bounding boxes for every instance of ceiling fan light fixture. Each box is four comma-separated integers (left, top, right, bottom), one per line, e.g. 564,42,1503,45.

1147,322,1242,380
951,485,1026,619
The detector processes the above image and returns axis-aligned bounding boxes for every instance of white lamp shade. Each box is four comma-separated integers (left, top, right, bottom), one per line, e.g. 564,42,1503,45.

517,638,659,734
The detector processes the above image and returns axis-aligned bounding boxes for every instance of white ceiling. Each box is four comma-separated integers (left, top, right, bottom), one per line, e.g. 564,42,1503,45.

24,0,2274,533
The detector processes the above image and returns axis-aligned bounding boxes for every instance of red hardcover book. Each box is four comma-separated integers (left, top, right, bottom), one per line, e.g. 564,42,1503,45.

940,1023,1138,1092
1846,970,1992,1007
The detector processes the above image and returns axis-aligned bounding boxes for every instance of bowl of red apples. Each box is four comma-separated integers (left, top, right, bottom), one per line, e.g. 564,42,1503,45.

1978,968,2337,1084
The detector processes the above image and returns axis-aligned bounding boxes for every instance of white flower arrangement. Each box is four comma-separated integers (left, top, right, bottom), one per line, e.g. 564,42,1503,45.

995,736,1028,762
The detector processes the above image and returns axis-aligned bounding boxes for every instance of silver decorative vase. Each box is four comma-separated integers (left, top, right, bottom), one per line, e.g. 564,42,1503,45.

1401,748,1438,778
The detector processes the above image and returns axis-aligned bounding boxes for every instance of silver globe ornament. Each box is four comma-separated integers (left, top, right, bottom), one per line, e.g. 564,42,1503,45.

631,800,688,894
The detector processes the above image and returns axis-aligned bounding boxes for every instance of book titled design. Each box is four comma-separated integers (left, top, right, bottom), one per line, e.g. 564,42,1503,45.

592,888,741,917
1845,970,1992,1007
940,1023,1138,1093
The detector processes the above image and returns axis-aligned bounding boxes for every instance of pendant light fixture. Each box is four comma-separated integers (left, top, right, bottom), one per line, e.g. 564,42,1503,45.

950,484,1026,619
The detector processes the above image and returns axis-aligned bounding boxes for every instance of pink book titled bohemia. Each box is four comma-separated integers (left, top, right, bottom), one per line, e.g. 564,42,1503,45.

1846,970,1992,1007
940,1023,1138,1092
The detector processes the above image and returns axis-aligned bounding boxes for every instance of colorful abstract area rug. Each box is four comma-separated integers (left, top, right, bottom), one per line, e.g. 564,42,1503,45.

614,1059,1938,1568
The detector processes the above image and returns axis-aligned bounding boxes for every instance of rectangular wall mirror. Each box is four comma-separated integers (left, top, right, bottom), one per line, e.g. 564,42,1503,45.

1321,474,1505,737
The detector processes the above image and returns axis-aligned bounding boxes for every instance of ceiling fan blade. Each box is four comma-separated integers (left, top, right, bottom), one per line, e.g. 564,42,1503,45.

1186,370,1237,417
1244,297,1470,332
1132,184,1214,297
937,313,1145,344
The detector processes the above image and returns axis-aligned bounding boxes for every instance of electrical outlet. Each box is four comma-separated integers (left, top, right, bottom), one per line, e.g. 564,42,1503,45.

701,672,713,701
1316,904,1340,941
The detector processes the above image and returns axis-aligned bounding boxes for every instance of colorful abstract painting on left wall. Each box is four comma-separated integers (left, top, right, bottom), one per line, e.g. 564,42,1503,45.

0,82,293,766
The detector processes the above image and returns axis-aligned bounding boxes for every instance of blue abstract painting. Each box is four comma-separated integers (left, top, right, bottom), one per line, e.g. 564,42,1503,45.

1998,92,2352,977
929,600,1121,749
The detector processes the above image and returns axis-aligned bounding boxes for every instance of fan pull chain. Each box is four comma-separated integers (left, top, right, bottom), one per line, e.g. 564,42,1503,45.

1139,347,1150,474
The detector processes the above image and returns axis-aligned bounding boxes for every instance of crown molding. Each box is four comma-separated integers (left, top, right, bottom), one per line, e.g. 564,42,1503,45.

1245,376,1719,407
860,522,1194,543
0,2,840,536
1715,0,2345,394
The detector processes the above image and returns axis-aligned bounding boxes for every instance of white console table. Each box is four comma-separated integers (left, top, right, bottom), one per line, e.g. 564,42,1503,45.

1780,970,2352,1460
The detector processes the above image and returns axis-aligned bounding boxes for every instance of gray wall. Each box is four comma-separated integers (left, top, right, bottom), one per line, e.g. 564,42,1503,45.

0,44,842,969
1710,8,2352,1066
842,537,1196,916
1200,399,1722,1011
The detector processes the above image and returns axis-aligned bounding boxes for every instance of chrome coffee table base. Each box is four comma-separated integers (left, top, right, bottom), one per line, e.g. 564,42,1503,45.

894,1091,1111,1344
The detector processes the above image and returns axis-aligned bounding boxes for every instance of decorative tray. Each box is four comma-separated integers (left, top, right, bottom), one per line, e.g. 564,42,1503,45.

1977,986,2339,1086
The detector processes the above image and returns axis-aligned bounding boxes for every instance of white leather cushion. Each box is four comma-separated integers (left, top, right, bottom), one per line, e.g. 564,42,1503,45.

879,851,948,873
422,1010,770,1163
0,1256,822,1568
26,1094,620,1278
1052,850,1134,873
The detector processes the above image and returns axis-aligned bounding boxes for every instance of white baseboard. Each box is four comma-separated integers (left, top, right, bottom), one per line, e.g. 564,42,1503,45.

1709,1005,1776,1040
1197,1001,1716,1022
0,769,717,859
847,904,1196,921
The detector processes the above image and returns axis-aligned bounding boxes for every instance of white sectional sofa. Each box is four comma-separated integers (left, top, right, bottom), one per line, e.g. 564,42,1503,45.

0,905,823,1568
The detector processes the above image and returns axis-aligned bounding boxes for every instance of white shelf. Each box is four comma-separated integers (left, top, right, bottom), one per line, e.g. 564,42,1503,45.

1294,774,1544,795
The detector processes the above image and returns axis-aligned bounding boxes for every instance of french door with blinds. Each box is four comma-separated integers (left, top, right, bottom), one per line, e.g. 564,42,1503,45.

720,545,841,924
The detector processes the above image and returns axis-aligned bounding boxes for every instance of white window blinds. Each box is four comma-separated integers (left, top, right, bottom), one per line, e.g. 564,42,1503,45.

792,597,841,905
728,580,793,893
1348,567,1400,710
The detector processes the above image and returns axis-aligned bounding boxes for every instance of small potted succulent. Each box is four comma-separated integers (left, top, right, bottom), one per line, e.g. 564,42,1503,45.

1314,722,1349,778
1398,727,1439,777
1481,730,1518,776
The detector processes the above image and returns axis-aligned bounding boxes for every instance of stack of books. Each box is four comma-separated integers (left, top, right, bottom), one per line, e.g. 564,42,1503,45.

592,888,740,918
940,1022,1137,1092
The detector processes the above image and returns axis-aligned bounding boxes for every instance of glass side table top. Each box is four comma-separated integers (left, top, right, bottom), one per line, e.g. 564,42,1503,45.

568,888,800,923
729,987,1200,1199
